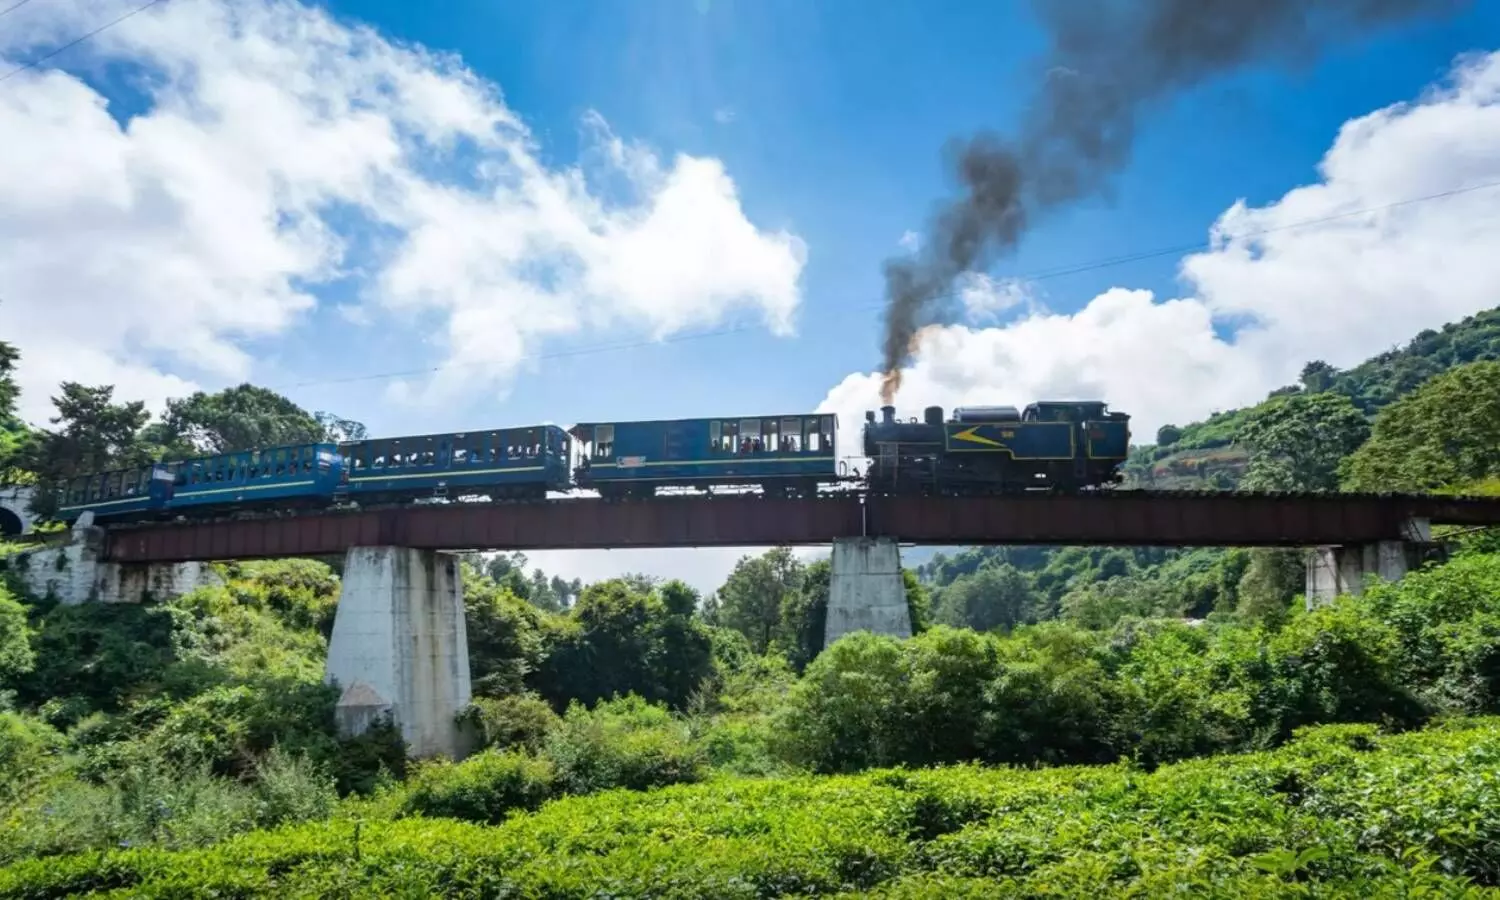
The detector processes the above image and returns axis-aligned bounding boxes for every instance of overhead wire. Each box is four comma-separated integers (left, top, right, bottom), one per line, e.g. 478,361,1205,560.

0,0,40,22
2,0,1496,394
272,176,1500,391
0,0,165,83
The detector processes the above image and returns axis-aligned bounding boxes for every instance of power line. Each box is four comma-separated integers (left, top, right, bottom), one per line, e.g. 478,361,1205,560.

276,176,1500,391
0,0,40,22
0,0,165,84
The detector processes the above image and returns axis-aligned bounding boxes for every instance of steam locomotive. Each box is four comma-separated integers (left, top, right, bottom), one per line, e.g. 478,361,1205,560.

54,400,1131,524
862,401,1131,495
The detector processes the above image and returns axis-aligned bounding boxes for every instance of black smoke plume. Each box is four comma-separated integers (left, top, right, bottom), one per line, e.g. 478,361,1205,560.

879,0,1466,403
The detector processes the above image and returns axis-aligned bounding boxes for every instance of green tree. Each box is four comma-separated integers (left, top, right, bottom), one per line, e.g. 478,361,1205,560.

535,577,712,711
157,384,329,455
0,339,30,483
463,566,550,697
1236,391,1369,492
1235,548,1306,626
934,563,1038,634
1342,361,1500,493
0,584,34,688
716,547,804,653
1300,360,1338,393
778,559,830,671
1155,424,1182,447
22,383,152,519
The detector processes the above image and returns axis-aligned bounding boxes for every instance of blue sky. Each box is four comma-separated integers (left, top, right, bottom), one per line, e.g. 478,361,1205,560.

271,0,1494,434
2,0,1500,589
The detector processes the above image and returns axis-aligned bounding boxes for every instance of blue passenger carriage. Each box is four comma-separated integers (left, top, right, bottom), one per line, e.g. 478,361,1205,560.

569,413,839,498
166,442,346,516
339,425,571,503
57,463,177,525
56,441,346,524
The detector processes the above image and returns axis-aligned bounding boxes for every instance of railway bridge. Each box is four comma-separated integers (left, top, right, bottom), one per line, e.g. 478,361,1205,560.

11,489,1498,759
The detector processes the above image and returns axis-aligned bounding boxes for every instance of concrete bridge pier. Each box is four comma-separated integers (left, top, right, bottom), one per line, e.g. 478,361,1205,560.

1304,517,1433,607
324,546,473,760
824,536,911,647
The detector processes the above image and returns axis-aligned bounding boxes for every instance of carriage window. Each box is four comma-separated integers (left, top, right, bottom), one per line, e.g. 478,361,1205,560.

780,417,801,452
805,418,821,452
709,420,721,452
739,419,761,453
713,420,739,453
594,425,614,460
762,418,781,452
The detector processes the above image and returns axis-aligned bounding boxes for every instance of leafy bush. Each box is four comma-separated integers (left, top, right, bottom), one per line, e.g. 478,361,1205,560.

3,717,1499,897
401,749,555,825
0,583,32,688
0,711,61,803
542,695,707,794
459,693,560,753
0,748,336,866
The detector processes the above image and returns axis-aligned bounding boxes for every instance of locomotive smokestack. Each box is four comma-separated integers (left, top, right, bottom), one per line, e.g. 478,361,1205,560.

875,0,1464,404
881,405,896,424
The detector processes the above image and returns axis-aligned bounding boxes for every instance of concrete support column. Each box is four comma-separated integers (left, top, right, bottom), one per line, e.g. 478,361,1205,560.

325,546,472,759
1305,535,1433,610
825,536,911,647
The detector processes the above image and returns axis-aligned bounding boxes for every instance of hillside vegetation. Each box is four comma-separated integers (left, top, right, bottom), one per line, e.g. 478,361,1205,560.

3,312,1500,895
1127,306,1500,489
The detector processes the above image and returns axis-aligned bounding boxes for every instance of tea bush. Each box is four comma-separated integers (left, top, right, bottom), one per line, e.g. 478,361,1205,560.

3,716,1498,898
401,749,555,825
542,694,708,794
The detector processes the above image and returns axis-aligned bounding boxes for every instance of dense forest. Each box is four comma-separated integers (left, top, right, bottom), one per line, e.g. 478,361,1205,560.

4,308,1500,896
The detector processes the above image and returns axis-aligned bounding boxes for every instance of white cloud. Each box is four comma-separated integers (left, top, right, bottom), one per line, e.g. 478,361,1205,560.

822,48,1500,444
898,230,921,252
0,0,805,423
523,47,1500,594
957,272,1033,321
713,107,736,125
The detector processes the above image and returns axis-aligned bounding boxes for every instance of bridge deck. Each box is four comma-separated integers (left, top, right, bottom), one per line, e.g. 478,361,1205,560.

99,491,1500,563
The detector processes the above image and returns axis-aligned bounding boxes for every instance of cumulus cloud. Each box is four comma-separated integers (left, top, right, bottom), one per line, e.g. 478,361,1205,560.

822,48,1500,447
0,0,805,422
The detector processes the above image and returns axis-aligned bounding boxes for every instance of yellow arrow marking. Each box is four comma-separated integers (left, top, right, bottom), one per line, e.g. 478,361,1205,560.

953,426,1005,447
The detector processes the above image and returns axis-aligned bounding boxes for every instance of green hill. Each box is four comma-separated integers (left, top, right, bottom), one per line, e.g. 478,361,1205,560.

1125,306,1500,489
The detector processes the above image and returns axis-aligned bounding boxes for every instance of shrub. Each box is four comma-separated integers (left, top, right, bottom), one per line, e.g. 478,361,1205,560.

3,716,1499,897
401,749,555,825
0,711,62,803
542,695,707,794
459,693,560,753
